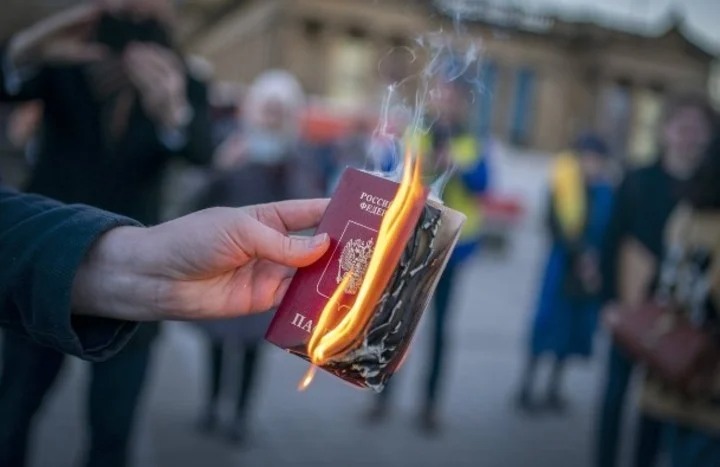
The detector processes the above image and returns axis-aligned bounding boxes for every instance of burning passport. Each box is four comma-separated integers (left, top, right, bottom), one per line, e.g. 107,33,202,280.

265,164,465,392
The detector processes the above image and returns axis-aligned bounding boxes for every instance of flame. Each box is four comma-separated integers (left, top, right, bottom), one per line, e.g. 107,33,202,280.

298,366,316,391
300,148,425,389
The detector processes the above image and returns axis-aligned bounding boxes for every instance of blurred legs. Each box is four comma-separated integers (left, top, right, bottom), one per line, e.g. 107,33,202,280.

199,340,224,432
228,343,262,443
596,343,633,467
0,333,64,467
85,344,152,467
421,262,458,432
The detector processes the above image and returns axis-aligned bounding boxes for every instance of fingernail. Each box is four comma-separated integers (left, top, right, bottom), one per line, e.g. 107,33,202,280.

308,233,328,248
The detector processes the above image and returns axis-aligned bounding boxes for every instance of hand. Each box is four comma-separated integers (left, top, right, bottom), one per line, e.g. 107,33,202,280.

124,43,189,129
214,132,248,170
8,4,107,69
577,250,601,293
71,199,331,321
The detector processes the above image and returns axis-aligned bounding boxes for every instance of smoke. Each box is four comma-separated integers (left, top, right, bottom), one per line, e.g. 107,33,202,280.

366,4,484,202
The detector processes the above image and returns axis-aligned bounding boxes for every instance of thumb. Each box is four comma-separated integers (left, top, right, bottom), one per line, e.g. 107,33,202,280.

245,221,330,267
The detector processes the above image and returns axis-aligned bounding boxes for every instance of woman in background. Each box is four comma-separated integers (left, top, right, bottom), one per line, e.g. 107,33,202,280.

193,70,322,444
516,134,614,412
630,137,720,467
595,94,715,467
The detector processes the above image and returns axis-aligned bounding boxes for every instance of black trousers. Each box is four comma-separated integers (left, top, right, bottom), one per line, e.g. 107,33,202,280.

380,260,459,407
0,331,152,467
596,342,663,467
205,340,262,420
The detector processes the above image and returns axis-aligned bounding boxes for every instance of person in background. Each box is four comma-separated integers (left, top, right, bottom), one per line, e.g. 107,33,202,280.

515,134,614,412
192,70,322,444
326,113,397,194
0,1,212,466
595,94,716,467
366,74,491,433
326,116,374,192
636,137,720,467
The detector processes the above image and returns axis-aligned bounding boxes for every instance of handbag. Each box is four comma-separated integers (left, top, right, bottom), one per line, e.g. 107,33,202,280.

604,235,720,394
603,301,719,394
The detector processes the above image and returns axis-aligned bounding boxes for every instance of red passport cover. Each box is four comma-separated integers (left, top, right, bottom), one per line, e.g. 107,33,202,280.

265,167,428,365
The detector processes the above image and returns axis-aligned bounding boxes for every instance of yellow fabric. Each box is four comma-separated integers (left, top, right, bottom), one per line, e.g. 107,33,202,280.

551,152,586,241
449,135,478,168
407,131,483,241
444,177,482,240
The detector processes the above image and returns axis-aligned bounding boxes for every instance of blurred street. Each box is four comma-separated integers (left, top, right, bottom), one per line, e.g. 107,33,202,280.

24,150,605,467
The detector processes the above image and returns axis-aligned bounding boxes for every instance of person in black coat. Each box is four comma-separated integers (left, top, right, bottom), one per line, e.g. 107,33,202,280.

595,94,716,467
0,2,212,466
0,185,330,353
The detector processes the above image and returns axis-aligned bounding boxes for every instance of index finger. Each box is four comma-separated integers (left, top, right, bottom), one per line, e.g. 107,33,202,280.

251,199,330,233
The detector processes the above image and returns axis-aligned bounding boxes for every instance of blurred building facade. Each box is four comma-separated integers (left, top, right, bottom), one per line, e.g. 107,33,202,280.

183,0,716,159
0,0,716,160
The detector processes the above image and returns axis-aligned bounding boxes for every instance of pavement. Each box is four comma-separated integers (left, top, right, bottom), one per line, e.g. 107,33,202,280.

23,149,614,467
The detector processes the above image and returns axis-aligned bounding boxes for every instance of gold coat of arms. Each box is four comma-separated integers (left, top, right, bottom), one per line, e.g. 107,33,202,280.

337,238,375,295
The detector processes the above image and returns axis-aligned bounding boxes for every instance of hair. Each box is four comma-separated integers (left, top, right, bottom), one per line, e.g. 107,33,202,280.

684,136,720,209
573,132,610,157
243,70,306,138
661,92,718,128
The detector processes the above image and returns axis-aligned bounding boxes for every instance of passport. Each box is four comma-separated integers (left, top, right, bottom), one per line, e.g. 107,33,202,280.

265,167,429,386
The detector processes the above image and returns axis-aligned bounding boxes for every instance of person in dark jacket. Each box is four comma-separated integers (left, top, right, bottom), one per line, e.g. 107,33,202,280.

595,94,716,467
0,185,330,357
0,2,212,466
366,74,491,434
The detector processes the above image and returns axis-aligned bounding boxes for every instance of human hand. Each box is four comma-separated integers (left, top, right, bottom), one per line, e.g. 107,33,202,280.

577,250,601,293
71,199,330,321
214,132,248,170
124,43,189,129
8,4,107,69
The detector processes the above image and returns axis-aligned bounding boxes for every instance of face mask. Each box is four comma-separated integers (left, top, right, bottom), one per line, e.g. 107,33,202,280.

245,130,292,164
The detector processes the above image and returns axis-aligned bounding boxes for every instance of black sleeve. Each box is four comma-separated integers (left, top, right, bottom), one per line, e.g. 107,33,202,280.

600,176,633,302
0,186,140,361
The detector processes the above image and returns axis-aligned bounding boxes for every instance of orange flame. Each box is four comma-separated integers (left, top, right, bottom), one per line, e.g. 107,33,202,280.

300,149,425,389
298,366,316,391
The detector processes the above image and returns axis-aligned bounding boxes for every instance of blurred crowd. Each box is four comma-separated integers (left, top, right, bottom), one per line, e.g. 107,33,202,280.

0,1,719,467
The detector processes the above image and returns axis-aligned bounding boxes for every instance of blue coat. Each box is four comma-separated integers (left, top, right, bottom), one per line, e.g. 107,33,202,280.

529,182,614,358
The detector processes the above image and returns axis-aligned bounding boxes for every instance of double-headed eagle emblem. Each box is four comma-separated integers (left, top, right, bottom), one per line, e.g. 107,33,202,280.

337,238,375,295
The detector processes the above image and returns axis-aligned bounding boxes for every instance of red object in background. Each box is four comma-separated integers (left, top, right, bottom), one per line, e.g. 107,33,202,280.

300,108,352,144
479,193,525,226
300,106,380,144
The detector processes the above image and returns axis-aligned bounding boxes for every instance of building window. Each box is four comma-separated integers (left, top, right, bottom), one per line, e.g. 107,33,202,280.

328,38,375,109
476,61,497,137
509,67,536,146
628,87,664,165
597,78,632,161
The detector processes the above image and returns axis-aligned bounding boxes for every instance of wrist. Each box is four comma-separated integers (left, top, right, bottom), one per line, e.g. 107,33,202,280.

71,226,169,321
